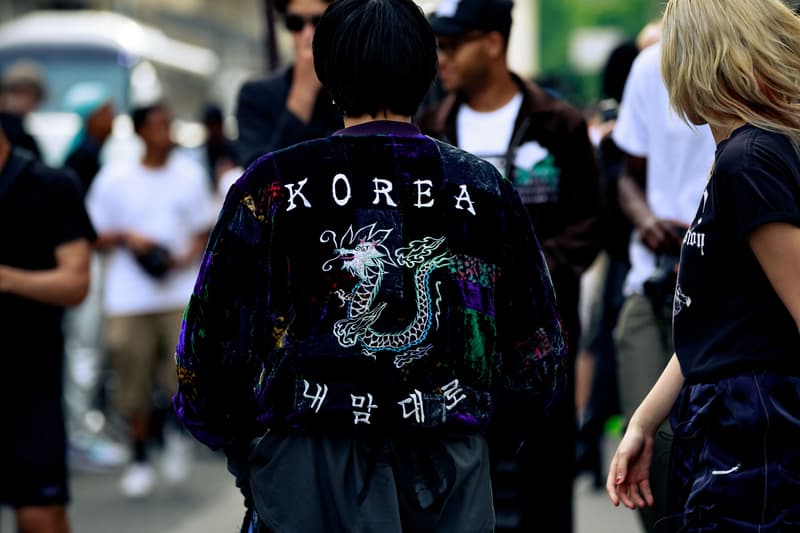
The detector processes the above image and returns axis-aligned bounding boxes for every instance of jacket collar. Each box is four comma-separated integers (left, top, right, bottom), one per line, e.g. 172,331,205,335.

333,120,422,137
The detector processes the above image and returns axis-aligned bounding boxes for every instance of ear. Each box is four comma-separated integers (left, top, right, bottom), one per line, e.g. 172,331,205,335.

485,31,506,60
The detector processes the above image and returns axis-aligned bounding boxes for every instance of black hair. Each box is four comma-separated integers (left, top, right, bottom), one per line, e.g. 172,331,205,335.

601,41,638,103
274,0,333,15
312,0,438,118
131,102,165,133
201,103,224,124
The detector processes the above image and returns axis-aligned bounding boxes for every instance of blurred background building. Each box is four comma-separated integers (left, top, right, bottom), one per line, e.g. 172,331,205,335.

3,0,796,166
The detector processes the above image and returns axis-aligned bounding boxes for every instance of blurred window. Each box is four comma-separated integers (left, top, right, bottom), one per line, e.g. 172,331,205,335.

0,47,129,112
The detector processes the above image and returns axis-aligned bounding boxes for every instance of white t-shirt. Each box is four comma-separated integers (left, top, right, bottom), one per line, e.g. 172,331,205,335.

612,44,717,296
457,92,523,177
87,153,218,316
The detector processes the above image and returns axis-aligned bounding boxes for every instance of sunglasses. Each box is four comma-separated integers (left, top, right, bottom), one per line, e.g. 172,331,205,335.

284,13,323,32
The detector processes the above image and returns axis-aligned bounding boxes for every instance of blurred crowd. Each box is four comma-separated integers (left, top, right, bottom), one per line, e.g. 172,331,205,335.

0,1,722,532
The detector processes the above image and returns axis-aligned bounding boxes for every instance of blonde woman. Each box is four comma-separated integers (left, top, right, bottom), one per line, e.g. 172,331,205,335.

607,0,800,530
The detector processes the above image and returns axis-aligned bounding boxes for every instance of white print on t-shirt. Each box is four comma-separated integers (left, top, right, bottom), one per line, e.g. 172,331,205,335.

683,188,708,255
683,228,706,256
673,284,692,316
698,189,709,223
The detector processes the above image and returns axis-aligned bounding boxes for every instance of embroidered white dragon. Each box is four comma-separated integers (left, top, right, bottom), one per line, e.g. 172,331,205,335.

321,223,452,367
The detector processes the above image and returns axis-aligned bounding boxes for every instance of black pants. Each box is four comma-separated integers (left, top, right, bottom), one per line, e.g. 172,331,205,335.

489,358,576,533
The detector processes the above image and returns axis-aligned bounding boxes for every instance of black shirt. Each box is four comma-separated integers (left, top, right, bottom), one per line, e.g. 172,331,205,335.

64,136,103,197
673,125,800,382
0,148,96,355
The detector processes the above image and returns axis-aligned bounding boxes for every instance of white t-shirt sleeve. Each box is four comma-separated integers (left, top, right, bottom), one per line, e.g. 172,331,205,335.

85,165,118,233
612,47,659,158
183,159,219,234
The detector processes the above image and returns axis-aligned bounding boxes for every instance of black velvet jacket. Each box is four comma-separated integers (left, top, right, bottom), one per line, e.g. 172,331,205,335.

175,122,566,449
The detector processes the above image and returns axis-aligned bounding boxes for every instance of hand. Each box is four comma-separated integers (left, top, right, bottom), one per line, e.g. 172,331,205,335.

0,264,9,293
287,36,322,123
606,423,655,510
170,252,196,270
639,217,687,255
122,231,157,256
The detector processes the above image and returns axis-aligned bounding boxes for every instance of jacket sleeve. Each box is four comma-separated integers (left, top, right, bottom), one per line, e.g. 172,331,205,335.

540,116,603,280
235,77,330,168
173,180,269,450
494,180,567,403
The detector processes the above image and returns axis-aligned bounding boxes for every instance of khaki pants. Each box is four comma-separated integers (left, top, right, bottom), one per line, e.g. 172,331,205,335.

105,310,184,418
614,293,673,533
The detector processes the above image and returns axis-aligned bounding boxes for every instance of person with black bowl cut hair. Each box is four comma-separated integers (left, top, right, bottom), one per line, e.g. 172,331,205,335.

175,1,566,532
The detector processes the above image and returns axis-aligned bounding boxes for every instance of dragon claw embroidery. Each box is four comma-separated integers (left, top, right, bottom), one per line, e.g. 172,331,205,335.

321,223,452,367
335,289,351,307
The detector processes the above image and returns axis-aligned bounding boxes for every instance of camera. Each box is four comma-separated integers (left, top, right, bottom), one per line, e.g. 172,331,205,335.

643,254,680,320
643,225,685,320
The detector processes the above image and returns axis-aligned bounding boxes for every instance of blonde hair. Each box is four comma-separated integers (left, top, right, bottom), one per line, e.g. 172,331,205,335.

661,0,800,151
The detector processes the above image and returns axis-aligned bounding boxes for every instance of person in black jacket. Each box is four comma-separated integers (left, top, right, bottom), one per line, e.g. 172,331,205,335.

234,0,341,168
175,1,566,531
418,1,602,531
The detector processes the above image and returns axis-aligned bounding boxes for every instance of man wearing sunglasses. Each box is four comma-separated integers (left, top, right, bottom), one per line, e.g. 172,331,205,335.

234,0,342,169
418,1,602,532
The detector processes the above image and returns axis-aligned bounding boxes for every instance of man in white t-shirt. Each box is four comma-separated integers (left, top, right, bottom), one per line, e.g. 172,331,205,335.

419,1,602,531
87,102,217,498
611,42,716,532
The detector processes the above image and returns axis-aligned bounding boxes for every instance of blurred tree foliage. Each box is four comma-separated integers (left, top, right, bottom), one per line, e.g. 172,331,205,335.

537,0,662,108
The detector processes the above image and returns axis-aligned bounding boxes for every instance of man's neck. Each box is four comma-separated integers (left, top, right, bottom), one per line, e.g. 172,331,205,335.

463,71,520,113
343,111,411,128
141,149,170,169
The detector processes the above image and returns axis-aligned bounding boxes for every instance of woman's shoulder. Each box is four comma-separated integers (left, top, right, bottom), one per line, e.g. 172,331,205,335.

716,125,796,177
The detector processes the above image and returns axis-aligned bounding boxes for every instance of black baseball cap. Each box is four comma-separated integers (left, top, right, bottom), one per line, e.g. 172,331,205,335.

428,0,513,37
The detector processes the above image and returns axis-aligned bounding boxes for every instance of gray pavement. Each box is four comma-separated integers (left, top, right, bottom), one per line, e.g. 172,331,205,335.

1,436,643,533
574,434,642,533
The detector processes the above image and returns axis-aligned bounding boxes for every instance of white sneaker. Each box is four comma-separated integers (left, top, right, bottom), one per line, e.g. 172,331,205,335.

69,432,129,472
119,462,156,498
160,432,192,485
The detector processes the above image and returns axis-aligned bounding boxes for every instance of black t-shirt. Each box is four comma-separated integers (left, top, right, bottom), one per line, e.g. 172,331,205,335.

64,136,102,197
0,149,96,355
673,125,800,382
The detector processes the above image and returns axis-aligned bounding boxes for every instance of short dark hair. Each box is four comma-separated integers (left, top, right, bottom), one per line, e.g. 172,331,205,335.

312,0,438,118
601,41,638,102
131,102,165,133
201,102,224,124
274,0,333,15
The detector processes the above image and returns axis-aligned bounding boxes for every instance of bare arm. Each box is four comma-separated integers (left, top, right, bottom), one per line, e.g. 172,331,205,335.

618,154,650,227
0,238,91,307
619,154,685,255
749,222,800,328
607,354,684,509
93,230,159,255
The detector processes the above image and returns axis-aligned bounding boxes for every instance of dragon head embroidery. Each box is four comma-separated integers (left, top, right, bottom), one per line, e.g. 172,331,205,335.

321,223,396,280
